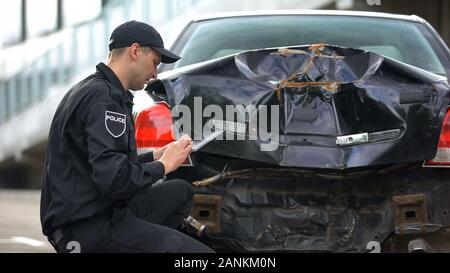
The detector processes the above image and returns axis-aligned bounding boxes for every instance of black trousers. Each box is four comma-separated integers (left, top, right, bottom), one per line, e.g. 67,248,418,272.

54,179,215,253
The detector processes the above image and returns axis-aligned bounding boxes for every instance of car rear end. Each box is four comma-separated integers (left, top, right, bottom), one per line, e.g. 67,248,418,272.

133,12,450,252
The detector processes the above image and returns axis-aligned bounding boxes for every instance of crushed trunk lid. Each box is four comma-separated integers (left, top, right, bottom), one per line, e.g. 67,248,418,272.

149,44,450,169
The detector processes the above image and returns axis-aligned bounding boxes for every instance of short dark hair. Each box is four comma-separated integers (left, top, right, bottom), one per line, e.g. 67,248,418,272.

110,47,126,58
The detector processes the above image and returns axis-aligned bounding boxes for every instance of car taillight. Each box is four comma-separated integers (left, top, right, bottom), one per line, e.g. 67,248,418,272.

134,101,193,166
424,109,450,167
135,102,175,155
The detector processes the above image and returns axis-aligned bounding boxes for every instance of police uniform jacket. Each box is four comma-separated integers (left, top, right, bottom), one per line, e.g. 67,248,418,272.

40,63,165,236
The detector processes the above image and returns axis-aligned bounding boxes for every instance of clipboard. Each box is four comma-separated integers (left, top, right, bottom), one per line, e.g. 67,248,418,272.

174,122,224,166
191,129,225,152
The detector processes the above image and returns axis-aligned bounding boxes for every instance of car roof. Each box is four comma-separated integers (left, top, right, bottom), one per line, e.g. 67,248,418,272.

192,10,424,24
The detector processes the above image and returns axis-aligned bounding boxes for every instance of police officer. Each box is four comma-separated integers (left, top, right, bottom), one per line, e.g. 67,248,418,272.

40,20,214,253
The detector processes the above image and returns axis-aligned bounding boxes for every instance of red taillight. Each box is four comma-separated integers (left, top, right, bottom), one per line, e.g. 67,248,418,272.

424,109,450,167
135,102,175,154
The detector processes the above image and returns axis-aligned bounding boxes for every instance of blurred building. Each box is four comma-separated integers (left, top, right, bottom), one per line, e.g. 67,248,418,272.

0,0,448,188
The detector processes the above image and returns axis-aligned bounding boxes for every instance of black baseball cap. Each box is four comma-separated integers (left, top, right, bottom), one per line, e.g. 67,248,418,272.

108,20,180,64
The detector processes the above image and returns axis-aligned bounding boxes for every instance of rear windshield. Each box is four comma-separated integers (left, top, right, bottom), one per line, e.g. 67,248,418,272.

168,15,446,74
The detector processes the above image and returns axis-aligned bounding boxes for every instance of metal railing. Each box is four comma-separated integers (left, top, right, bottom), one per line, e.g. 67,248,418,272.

0,0,203,124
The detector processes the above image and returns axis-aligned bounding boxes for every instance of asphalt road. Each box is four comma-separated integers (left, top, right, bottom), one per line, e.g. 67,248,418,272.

0,190,54,253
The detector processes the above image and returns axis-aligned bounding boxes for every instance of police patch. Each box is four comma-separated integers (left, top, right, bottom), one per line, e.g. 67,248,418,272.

105,110,126,138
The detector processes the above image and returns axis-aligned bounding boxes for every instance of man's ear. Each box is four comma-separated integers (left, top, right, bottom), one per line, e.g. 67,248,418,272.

129,43,141,61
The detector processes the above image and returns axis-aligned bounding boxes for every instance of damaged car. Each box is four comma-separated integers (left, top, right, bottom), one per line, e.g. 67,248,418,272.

132,11,450,252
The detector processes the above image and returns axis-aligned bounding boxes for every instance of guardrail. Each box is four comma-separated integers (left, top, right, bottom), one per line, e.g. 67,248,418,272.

0,0,202,124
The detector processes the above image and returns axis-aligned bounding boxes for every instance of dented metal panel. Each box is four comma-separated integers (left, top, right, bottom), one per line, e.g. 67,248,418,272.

150,44,450,170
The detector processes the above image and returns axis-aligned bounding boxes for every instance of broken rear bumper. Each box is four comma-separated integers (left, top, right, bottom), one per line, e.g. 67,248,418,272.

188,164,450,252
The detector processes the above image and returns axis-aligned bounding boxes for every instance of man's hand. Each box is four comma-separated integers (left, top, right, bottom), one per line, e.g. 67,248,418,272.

158,134,192,175
153,144,168,160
